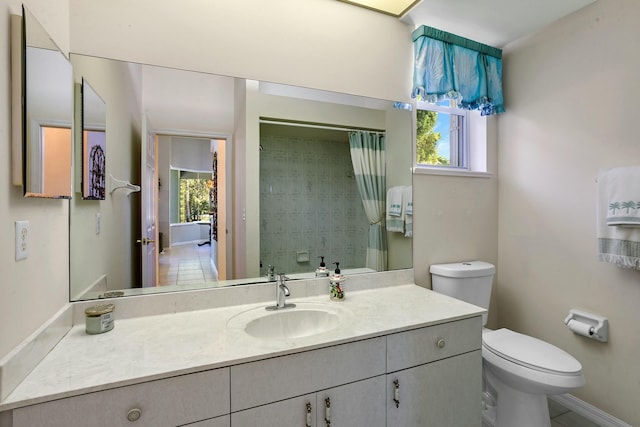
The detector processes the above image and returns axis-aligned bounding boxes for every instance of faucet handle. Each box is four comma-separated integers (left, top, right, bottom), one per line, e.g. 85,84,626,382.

277,273,290,282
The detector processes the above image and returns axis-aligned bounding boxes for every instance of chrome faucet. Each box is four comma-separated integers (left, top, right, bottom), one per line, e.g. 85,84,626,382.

266,273,295,310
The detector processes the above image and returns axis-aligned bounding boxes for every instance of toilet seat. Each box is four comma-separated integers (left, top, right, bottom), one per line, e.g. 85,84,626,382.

482,328,582,375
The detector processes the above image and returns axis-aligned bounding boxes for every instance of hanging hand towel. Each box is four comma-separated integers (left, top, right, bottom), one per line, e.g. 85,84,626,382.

596,167,640,269
386,186,404,233
403,185,413,238
602,166,640,226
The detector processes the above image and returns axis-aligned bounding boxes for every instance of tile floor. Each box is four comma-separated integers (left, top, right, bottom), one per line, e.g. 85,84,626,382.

158,242,218,286
549,398,600,427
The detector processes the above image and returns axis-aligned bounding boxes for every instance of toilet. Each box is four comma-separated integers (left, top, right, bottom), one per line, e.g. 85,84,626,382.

429,261,585,427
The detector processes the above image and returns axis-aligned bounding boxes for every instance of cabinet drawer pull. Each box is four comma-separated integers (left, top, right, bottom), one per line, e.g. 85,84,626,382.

306,402,312,427
324,397,331,426
436,338,446,349
393,379,400,408
127,408,142,422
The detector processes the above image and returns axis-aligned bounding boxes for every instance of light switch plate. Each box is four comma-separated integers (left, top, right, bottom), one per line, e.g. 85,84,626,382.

15,220,29,261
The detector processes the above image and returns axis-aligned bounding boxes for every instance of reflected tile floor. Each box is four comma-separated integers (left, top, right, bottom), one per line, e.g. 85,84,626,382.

158,242,218,286
549,398,600,427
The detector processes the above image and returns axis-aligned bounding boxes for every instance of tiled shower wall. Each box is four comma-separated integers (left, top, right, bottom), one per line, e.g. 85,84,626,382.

260,132,368,275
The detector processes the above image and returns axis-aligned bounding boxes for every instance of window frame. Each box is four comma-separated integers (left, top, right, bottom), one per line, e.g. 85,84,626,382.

414,100,470,171
412,100,491,178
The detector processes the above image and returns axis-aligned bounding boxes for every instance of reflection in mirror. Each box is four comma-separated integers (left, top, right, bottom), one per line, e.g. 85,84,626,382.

69,54,413,302
259,123,370,275
20,6,73,198
81,79,106,200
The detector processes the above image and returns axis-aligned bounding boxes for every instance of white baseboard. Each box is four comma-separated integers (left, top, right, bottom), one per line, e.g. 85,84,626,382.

550,394,632,427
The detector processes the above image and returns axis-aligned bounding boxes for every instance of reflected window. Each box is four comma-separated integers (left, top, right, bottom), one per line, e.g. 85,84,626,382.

170,169,213,223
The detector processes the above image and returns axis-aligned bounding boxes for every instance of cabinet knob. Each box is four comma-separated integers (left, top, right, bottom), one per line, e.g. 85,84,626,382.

436,338,446,349
127,408,142,422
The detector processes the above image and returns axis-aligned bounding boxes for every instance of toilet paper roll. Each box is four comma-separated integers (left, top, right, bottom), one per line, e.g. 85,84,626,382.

567,319,593,337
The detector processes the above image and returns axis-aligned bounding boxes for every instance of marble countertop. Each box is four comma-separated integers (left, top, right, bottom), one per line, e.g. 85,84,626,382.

0,284,484,411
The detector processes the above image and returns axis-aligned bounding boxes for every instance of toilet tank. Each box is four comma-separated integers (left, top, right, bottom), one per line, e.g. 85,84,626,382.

429,261,495,325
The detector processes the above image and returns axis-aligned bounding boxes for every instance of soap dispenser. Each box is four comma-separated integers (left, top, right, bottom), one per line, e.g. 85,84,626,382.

329,262,346,301
315,256,329,277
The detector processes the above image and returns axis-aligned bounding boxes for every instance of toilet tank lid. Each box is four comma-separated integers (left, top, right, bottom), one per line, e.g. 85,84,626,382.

429,261,495,278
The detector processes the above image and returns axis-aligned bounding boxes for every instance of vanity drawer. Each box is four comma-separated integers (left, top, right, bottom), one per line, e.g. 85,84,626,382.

386,316,482,372
230,336,386,412
12,368,230,427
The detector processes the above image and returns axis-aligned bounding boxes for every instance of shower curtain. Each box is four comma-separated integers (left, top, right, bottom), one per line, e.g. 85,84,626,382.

348,131,387,271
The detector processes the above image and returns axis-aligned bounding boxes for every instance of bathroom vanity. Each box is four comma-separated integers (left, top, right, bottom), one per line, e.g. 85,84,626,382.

0,273,484,426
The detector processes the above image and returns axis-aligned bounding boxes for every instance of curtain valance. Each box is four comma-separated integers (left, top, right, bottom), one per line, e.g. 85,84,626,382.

411,25,505,116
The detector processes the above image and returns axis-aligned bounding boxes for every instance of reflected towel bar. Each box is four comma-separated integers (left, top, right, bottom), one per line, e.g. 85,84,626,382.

109,175,141,195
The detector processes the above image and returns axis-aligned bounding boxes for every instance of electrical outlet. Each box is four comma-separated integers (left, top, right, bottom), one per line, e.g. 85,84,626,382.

15,220,29,261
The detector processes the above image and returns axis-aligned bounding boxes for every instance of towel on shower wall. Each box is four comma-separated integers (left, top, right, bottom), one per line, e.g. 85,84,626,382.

601,166,640,226
386,186,405,233
404,186,413,237
596,167,640,269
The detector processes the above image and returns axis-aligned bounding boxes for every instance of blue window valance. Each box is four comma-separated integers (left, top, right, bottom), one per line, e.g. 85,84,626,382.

412,25,505,116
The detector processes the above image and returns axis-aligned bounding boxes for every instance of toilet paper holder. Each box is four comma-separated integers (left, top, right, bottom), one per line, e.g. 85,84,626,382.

564,309,608,342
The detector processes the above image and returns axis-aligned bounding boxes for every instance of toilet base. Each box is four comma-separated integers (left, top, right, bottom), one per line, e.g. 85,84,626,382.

494,384,550,427
484,365,551,427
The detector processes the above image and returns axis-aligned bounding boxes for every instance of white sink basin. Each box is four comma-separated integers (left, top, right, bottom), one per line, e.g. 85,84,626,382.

227,302,349,340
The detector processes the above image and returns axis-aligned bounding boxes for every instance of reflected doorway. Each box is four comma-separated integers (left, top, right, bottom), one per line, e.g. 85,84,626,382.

157,134,231,285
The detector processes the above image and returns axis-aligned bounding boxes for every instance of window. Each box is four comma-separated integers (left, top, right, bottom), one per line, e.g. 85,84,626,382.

415,100,469,169
170,169,213,224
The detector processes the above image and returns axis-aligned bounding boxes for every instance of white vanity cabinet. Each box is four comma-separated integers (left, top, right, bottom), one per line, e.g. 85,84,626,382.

230,337,386,427
10,368,230,427
385,317,483,427
3,313,483,427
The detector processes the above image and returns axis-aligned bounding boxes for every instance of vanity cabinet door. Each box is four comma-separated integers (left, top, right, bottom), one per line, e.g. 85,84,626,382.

12,368,230,427
230,336,385,412
386,350,482,427
386,316,482,372
315,375,386,427
231,394,316,427
231,376,386,427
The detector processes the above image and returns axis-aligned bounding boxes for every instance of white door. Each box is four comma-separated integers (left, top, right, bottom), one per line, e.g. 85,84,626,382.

215,138,233,280
140,113,158,287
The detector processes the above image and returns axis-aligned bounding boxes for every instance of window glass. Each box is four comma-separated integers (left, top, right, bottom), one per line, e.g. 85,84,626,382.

171,169,212,223
416,100,468,168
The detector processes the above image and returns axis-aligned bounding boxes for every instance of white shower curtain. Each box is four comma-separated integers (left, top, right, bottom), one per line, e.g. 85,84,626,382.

348,131,387,271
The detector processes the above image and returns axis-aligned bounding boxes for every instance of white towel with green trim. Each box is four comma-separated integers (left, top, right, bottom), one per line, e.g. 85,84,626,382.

602,166,640,226
403,186,413,237
596,167,640,269
386,186,404,233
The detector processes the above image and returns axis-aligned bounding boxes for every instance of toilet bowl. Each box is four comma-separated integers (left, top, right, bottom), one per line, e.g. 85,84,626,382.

481,328,585,427
429,261,585,427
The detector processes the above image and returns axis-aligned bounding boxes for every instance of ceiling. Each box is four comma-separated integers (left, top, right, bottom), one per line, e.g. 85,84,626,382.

402,0,597,48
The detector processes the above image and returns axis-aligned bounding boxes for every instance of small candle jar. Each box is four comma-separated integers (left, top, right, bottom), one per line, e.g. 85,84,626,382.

85,303,115,334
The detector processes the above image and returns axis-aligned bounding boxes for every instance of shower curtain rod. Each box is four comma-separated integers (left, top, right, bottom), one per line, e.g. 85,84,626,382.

259,118,386,134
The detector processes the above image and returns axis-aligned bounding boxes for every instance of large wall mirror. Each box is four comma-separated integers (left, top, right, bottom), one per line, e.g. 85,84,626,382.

13,6,73,198
69,54,413,301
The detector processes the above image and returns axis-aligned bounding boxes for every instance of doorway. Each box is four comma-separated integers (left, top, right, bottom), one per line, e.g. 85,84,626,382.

156,134,232,285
